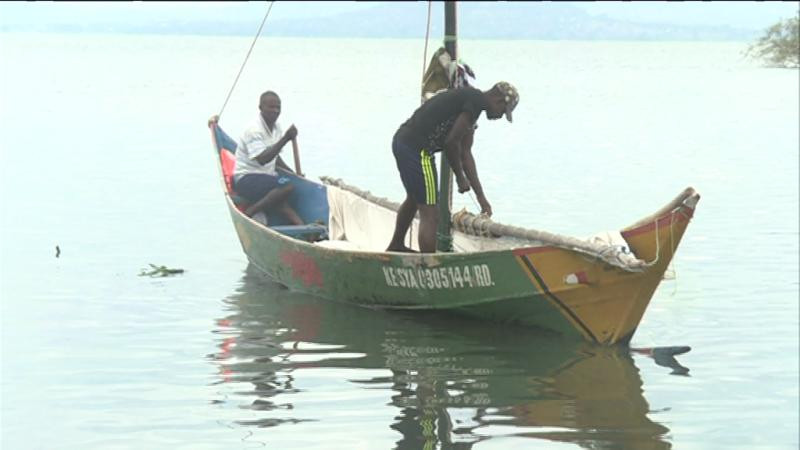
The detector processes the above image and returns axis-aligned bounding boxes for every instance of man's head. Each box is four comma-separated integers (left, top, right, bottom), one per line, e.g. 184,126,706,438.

259,91,281,126
485,81,519,122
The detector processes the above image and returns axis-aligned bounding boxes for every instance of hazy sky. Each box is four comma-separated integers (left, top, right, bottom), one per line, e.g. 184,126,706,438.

577,1,798,29
1,1,797,31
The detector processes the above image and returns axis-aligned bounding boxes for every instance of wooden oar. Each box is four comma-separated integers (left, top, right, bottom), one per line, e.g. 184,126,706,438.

291,137,303,177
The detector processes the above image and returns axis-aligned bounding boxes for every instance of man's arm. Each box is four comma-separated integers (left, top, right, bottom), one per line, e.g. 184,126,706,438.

443,111,474,193
253,138,287,166
254,125,297,165
460,129,492,216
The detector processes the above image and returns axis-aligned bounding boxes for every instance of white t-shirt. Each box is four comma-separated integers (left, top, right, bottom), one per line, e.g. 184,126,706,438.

233,115,284,181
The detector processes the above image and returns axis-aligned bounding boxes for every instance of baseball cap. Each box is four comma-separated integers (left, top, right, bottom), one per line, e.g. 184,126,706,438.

494,81,519,123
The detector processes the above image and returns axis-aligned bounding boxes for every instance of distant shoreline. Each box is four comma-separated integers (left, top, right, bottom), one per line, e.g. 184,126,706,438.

0,29,758,43
3,2,792,43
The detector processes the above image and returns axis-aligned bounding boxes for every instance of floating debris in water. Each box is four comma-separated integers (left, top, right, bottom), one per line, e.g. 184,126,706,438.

55,245,60,258
139,263,185,277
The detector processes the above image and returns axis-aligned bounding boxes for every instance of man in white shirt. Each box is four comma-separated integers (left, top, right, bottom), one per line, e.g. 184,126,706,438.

233,90,303,225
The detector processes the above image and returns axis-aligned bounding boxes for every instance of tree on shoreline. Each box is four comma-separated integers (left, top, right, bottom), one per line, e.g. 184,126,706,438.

745,13,799,68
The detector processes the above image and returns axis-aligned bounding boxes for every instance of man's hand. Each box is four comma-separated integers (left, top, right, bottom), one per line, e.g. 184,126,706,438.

478,195,493,217
456,174,471,193
284,124,298,141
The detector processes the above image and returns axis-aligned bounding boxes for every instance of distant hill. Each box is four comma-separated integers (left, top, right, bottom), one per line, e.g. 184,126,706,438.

263,3,758,40
0,2,770,41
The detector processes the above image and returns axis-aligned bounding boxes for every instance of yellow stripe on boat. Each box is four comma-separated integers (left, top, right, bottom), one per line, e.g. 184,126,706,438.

515,253,597,343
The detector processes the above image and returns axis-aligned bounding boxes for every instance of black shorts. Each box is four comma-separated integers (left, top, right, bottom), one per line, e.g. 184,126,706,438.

233,173,291,203
392,136,438,205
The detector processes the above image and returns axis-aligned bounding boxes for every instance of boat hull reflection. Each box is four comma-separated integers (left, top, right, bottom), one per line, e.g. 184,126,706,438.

210,265,683,449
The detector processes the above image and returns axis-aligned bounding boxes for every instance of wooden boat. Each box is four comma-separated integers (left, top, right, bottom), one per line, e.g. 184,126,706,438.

208,119,698,345
207,2,700,346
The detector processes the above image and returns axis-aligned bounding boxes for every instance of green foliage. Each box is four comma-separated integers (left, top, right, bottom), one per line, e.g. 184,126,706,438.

139,263,184,277
745,13,799,68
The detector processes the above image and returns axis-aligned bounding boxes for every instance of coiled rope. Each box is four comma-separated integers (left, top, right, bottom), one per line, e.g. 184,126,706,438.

218,1,275,118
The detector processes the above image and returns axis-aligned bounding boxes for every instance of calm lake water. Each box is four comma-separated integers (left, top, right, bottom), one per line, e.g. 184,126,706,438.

1,33,798,449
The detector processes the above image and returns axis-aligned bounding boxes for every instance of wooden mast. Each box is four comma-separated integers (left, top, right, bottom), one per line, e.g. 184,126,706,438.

436,0,457,252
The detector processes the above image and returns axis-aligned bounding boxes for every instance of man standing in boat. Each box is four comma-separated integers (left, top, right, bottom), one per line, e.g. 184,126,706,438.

386,82,519,253
233,90,303,225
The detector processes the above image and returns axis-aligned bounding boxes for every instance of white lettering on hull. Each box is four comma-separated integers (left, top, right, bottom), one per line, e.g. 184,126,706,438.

383,265,495,289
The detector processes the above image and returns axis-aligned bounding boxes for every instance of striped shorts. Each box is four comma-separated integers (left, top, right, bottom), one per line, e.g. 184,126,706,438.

392,136,438,205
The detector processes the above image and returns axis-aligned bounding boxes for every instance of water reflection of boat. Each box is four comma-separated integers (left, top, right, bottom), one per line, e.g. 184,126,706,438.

210,265,684,448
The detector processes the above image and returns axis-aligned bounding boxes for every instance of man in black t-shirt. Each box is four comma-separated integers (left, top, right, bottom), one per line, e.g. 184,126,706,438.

387,81,519,253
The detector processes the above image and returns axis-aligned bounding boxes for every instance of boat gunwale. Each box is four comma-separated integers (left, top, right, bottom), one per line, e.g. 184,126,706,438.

223,192,517,261
220,178,696,270
318,176,697,268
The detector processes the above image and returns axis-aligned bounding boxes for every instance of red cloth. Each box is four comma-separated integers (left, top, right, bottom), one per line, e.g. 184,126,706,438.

220,149,236,194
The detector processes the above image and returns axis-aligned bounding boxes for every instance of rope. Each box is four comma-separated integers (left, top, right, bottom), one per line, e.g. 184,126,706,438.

479,216,492,237
641,209,679,268
218,1,275,118
467,191,480,211
452,208,492,238
640,216,662,267
421,1,432,102
667,211,679,295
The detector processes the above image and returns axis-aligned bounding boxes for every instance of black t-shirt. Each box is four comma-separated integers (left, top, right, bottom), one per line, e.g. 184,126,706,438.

395,87,487,153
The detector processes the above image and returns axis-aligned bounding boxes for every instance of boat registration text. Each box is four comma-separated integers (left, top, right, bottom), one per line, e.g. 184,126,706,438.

382,265,494,289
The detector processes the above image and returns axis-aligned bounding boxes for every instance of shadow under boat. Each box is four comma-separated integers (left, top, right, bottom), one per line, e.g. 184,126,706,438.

208,265,689,449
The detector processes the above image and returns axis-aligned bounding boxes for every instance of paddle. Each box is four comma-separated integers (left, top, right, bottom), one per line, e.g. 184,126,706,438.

291,137,303,177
